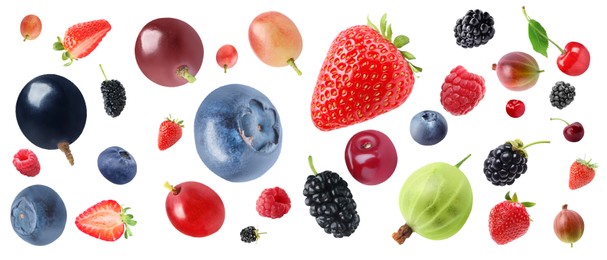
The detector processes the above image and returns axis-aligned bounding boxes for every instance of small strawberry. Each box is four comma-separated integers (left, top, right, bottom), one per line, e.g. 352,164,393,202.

158,115,184,151
489,191,535,245
13,149,41,177
440,65,486,116
569,158,598,190
75,200,137,242
256,187,291,219
53,19,111,66
311,14,421,131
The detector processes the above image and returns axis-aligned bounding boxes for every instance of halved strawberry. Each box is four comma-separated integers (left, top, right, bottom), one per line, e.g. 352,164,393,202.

53,19,111,66
75,200,136,242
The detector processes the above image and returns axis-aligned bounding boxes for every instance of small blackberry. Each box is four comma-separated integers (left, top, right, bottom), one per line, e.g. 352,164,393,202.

99,64,126,117
549,81,575,109
454,9,495,48
483,139,550,186
240,226,265,243
303,156,360,238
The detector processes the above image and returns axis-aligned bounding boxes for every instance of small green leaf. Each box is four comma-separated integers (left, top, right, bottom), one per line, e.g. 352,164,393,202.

393,35,409,48
528,19,549,58
386,24,393,42
366,15,379,32
401,51,416,60
408,62,422,73
380,14,387,36
61,52,68,61
505,191,512,201
522,202,536,207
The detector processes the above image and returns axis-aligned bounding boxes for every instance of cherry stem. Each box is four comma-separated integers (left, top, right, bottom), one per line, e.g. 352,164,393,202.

454,154,472,168
308,155,318,175
58,141,74,166
287,58,302,76
522,6,565,54
177,66,197,83
163,181,179,195
522,140,550,149
550,117,570,125
99,64,108,81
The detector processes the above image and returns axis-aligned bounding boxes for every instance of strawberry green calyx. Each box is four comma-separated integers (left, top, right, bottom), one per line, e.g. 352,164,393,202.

577,158,598,169
366,14,422,74
505,191,535,208
120,206,137,239
177,65,197,83
53,36,75,66
507,139,550,158
166,114,184,128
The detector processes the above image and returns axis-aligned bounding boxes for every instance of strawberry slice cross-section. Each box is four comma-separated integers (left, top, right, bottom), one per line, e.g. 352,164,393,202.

75,199,136,242
53,19,111,66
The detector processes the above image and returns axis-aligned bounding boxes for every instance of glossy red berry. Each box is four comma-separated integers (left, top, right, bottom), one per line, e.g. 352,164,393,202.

557,42,590,76
506,99,525,118
550,118,584,142
344,129,397,185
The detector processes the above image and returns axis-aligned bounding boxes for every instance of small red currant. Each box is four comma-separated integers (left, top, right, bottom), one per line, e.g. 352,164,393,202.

506,99,525,118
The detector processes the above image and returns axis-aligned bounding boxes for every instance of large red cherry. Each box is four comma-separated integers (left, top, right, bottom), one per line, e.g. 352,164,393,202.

344,129,398,185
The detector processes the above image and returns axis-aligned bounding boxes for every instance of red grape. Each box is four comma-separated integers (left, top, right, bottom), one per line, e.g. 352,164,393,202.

506,99,525,118
135,18,203,87
345,129,398,185
164,181,225,237
248,11,303,75
216,44,238,73
20,14,42,42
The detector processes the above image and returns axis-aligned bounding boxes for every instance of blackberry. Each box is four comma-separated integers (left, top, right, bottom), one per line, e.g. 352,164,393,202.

454,9,495,48
483,139,550,186
549,81,575,109
240,226,265,243
99,64,126,117
303,156,360,238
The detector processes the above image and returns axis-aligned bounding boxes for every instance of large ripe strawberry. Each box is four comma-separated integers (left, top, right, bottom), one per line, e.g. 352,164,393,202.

489,191,535,245
311,14,421,131
53,19,111,66
75,200,136,242
569,158,598,190
158,115,184,151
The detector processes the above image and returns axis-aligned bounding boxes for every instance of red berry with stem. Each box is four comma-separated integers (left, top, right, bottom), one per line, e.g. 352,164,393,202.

345,129,398,185
550,117,584,142
216,44,238,73
523,6,590,76
506,99,525,118
20,14,42,41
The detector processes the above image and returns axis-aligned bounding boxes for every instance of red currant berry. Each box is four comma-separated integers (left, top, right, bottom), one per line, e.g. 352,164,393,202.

344,129,397,185
506,99,525,118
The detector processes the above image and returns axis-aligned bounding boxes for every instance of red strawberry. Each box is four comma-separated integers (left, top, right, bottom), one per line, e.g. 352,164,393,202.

75,200,137,242
569,158,598,190
53,19,111,66
489,191,535,245
311,14,421,131
440,65,486,116
256,187,291,219
13,149,41,177
158,115,184,151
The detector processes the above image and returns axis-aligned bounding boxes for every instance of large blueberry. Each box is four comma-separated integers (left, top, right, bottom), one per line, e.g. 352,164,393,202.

410,110,448,146
11,184,67,246
194,84,282,182
97,146,137,185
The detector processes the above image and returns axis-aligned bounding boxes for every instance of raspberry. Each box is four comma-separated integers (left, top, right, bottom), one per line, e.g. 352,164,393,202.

256,187,291,219
440,65,486,116
13,149,41,177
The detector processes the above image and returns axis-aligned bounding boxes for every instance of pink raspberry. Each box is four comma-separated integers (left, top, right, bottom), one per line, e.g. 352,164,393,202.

13,149,41,177
256,187,291,219
440,65,486,116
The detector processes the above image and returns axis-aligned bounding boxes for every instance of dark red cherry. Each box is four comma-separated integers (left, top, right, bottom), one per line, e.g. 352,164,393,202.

344,129,397,185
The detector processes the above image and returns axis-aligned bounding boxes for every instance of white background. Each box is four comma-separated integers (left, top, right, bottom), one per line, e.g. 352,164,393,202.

3,0,604,259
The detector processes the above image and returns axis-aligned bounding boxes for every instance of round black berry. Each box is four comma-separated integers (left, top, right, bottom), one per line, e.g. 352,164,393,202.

240,226,265,243
303,157,360,238
454,9,495,48
483,141,528,186
549,81,575,109
101,79,127,118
